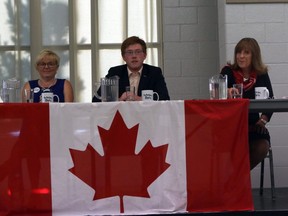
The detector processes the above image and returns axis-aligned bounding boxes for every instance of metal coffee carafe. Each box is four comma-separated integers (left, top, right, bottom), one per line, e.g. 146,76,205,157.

94,76,119,102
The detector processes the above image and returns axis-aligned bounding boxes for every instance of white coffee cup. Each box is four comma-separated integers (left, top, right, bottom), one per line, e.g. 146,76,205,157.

255,87,269,99
141,90,159,101
41,92,60,102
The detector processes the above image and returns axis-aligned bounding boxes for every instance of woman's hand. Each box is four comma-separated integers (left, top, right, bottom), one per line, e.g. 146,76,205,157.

227,87,235,99
255,118,269,134
227,87,241,99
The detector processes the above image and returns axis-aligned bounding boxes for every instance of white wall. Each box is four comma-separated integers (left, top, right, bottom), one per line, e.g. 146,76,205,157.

163,0,288,188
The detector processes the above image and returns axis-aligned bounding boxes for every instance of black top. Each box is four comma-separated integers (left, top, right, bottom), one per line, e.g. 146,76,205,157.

220,66,274,125
29,79,65,102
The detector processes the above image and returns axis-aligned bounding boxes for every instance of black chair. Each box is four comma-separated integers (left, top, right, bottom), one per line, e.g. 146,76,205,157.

259,143,275,199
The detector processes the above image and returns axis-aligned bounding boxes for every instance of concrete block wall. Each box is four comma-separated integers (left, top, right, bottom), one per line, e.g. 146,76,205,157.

162,0,288,188
163,0,219,100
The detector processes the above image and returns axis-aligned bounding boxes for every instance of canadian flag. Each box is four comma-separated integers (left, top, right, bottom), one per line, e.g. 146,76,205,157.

0,100,253,215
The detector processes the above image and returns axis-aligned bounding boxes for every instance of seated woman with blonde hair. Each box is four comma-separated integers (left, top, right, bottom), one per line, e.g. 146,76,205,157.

22,49,74,102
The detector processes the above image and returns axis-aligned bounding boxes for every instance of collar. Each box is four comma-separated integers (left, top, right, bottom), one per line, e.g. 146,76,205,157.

233,70,257,92
127,66,143,77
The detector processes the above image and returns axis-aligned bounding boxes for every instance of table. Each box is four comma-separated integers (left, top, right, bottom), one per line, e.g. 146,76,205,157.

249,99,288,113
0,100,253,215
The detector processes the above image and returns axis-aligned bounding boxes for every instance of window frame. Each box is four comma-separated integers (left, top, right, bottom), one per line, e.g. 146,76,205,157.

0,0,163,102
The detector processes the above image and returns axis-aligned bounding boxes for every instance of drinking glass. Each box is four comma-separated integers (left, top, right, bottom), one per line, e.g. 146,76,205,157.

232,83,243,99
24,89,34,103
126,86,135,101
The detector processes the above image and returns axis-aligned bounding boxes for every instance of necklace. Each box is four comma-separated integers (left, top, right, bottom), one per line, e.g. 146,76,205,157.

242,72,250,82
38,78,57,90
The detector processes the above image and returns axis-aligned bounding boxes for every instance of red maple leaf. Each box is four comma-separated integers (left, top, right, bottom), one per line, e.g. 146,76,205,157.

69,110,170,213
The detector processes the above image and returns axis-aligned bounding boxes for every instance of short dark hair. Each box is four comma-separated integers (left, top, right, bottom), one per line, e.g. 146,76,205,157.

121,36,147,56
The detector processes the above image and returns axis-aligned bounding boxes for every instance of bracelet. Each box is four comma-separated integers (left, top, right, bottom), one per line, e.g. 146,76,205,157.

260,118,268,125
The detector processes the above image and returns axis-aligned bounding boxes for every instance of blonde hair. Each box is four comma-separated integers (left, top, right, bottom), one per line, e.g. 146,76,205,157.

230,38,268,75
35,49,60,69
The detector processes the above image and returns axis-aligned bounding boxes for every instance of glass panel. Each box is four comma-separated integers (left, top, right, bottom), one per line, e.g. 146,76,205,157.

0,1,15,45
76,50,92,102
75,0,91,44
98,0,124,43
0,51,30,93
146,48,159,67
20,0,30,45
0,51,16,81
56,50,70,79
20,50,32,84
0,0,30,46
99,50,124,78
41,0,69,45
128,0,158,42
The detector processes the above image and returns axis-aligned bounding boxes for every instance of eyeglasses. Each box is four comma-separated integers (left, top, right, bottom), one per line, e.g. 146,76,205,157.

37,62,58,69
124,50,144,56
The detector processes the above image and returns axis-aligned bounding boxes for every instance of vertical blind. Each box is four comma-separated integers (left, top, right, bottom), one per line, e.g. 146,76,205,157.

0,0,162,102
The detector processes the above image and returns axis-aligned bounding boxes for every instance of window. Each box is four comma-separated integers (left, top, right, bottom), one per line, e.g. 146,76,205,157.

0,0,162,102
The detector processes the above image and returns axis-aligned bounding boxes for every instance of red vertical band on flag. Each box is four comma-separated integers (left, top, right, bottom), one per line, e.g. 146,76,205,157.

185,99,254,212
0,104,52,215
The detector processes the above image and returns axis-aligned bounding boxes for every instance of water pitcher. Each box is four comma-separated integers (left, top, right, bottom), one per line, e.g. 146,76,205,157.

1,78,21,102
94,76,119,102
209,74,227,100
